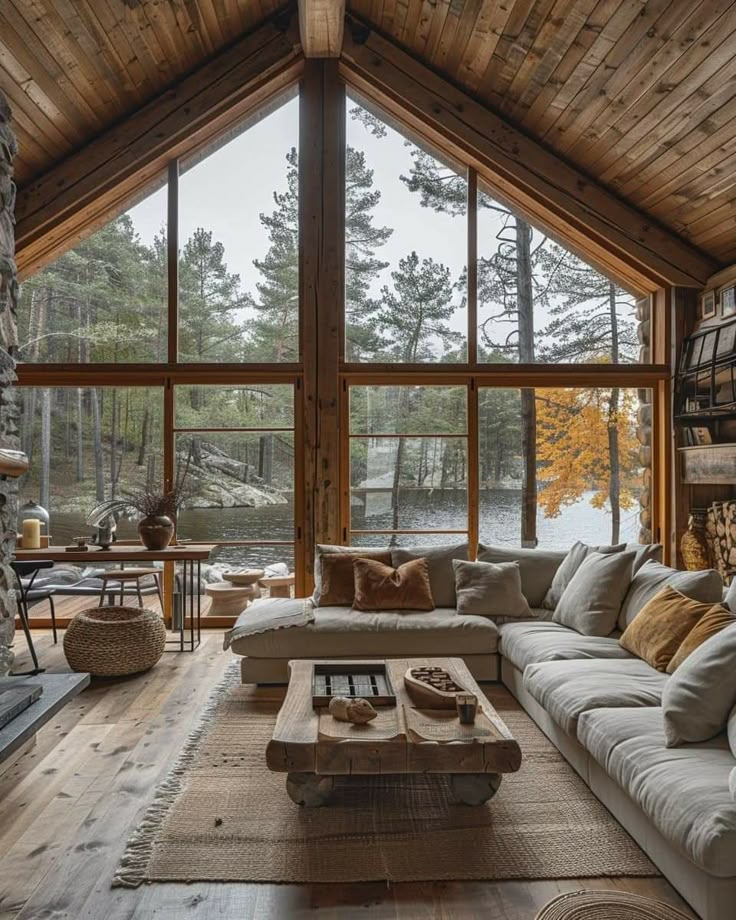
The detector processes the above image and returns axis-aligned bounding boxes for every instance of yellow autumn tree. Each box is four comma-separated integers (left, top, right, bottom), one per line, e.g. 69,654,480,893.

535,387,640,542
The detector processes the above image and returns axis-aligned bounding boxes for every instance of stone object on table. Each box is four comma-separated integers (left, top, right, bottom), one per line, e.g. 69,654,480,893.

327,695,378,724
204,582,258,617
223,568,264,587
259,574,295,598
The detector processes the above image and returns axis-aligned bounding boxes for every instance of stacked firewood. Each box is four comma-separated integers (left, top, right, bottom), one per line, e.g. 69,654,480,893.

705,502,736,584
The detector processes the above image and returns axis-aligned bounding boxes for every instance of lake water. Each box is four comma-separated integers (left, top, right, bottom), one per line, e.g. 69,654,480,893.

47,489,640,571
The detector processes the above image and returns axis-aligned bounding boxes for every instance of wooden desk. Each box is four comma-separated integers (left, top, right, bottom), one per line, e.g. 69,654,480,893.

14,544,215,651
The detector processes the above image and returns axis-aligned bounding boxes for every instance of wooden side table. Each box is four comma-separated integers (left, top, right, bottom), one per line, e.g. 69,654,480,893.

204,583,258,617
259,574,295,598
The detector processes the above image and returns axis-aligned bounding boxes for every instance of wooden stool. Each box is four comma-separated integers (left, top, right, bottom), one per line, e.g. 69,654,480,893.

258,574,295,598
223,569,264,587
204,583,258,617
98,568,164,610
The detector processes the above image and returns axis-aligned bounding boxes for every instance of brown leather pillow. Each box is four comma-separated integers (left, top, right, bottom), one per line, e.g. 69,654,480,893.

352,557,434,611
319,551,392,607
619,585,714,671
667,605,736,673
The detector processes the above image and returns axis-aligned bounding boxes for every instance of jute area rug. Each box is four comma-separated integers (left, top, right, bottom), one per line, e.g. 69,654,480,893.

114,664,657,887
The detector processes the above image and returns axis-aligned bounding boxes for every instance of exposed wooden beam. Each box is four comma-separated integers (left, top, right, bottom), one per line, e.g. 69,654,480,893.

298,0,345,58
14,15,303,278
340,19,718,292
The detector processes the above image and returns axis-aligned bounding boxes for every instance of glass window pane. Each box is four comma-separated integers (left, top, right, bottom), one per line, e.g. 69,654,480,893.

478,387,651,548
350,436,468,532
175,384,294,429
349,532,467,548
345,95,467,362
476,183,643,364
17,185,167,363
175,432,294,543
18,387,163,542
207,544,295,573
178,94,299,362
350,385,467,435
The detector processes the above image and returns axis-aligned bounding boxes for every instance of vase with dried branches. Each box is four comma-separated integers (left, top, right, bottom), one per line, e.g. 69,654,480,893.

87,466,193,551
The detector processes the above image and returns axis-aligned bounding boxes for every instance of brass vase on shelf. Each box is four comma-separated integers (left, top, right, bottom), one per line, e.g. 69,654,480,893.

681,511,711,571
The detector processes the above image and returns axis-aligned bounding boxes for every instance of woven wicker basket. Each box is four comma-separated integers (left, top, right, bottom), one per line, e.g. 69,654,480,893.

63,606,166,677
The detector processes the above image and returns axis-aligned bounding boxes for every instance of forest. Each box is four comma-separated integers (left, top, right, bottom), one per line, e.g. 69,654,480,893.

16,100,645,547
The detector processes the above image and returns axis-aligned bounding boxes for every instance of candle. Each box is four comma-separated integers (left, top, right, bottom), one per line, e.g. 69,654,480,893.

22,519,41,549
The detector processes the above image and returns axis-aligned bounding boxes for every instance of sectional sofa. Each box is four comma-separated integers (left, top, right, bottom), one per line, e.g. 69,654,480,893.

227,541,736,920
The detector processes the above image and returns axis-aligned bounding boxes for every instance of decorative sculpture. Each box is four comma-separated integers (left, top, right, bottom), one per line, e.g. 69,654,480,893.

327,695,378,724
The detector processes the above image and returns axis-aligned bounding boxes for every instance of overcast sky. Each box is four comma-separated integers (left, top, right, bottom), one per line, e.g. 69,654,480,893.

128,91,635,357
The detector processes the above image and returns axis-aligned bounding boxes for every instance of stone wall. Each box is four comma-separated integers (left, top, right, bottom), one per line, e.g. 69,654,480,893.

0,93,19,676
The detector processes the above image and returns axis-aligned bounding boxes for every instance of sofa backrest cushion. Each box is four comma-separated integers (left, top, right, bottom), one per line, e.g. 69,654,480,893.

553,550,636,636
312,544,391,606
618,560,723,630
662,621,736,747
452,559,533,619
477,544,566,608
391,542,469,608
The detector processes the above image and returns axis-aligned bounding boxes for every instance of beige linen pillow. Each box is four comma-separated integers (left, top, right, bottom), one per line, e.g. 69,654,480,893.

619,585,713,671
353,557,434,611
542,541,626,610
452,559,533,619
662,621,736,747
553,550,636,637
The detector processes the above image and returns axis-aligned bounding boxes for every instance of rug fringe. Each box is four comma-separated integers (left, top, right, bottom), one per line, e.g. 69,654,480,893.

112,661,241,888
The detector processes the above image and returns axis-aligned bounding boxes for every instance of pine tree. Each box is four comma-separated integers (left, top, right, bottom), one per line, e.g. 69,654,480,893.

248,144,392,362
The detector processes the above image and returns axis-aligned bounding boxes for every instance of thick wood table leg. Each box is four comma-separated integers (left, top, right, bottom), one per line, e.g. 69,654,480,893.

450,772,502,805
286,772,334,807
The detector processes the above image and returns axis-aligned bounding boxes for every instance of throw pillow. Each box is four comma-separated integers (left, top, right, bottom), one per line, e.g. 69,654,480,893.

667,605,736,672
725,579,736,614
477,544,566,608
353,557,435,611
312,543,391,605
391,542,468,608
553,550,636,637
619,585,715,671
542,541,626,610
617,560,722,631
452,559,533,619
728,704,736,760
318,550,392,607
662,621,736,746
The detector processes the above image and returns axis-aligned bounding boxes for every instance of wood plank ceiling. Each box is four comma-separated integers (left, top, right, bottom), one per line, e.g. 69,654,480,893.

2,0,736,265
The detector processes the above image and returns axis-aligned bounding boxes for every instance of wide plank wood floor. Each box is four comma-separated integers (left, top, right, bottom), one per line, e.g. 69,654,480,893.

0,631,696,919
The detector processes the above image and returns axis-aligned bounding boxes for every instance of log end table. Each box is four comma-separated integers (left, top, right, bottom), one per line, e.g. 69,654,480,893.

266,657,522,807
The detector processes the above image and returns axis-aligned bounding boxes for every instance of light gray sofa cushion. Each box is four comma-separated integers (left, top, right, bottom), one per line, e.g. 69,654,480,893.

618,560,723,630
542,541,625,610
230,605,498,659
726,579,736,613
662,622,736,747
523,658,667,737
498,620,634,673
578,706,736,876
453,559,532,619
553,550,636,637
477,544,565,607
392,542,469,608
729,704,736,760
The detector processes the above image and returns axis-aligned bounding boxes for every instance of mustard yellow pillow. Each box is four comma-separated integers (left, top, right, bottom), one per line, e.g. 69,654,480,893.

666,605,735,673
619,585,714,671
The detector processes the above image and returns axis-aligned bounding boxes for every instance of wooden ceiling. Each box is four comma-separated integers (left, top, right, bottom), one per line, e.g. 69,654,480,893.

3,0,736,266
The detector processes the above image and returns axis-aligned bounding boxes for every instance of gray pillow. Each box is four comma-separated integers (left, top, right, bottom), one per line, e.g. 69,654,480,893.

628,542,663,574
391,542,469,608
725,578,736,613
662,622,736,747
542,541,626,610
618,560,723,630
553,550,636,637
477,544,566,608
728,704,736,760
312,544,390,605
452,559,533,619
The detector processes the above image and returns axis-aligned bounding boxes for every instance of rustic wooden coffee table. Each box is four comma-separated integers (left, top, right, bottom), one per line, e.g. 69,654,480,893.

266,657,522,807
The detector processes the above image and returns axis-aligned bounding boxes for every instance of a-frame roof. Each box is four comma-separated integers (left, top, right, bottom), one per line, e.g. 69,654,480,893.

2,1,733,273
